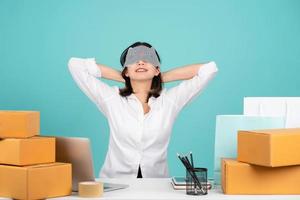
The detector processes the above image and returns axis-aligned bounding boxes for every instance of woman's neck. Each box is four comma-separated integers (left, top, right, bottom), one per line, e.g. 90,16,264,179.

130,79,152,103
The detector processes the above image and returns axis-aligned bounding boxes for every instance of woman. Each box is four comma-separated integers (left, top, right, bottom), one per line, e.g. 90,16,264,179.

68,41,218,178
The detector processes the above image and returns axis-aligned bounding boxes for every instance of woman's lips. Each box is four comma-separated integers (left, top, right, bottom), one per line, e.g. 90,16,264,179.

135,68,148,72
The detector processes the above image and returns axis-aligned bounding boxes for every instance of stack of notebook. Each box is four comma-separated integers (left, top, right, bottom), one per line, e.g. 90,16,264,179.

171,177,213,190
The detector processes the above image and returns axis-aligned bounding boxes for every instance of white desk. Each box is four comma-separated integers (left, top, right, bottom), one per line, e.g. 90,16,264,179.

1,178,300,200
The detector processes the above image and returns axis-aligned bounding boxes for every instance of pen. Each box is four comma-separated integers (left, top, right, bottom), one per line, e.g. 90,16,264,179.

179,153,206,194
190,151,194,168
178,154,202,189
177,153,204,193
184,152,197,192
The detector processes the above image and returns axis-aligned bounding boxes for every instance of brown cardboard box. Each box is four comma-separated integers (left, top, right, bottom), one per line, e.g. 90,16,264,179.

238,128,300,167
222,158,300,194
0,136,55,166
0,111,40,138
0,162,72,200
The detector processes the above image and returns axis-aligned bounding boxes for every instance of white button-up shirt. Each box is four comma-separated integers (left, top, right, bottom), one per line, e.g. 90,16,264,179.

68,57,218,178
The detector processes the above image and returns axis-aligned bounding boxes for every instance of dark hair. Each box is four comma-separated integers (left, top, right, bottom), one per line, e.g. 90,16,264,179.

119,42,163,102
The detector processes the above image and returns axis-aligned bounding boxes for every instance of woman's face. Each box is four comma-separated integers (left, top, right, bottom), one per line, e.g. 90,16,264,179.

125,60,160,81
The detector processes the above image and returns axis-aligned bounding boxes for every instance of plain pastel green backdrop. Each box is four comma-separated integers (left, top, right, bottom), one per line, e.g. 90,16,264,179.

1,0,300,178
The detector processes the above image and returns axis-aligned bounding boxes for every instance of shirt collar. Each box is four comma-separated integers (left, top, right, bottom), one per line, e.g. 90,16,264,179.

126,93,156,105
127,93,137,100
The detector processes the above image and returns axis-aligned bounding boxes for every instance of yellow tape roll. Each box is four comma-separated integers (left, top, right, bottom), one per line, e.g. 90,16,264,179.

78,181,103,197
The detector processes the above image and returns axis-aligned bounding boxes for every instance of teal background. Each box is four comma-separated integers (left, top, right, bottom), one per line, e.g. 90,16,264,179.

1,0,300,178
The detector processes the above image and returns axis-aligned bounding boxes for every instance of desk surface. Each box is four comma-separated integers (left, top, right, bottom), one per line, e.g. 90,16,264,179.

1,178,300,200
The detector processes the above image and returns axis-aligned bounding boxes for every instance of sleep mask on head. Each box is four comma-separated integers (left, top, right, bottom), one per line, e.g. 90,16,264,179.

124,46,160,68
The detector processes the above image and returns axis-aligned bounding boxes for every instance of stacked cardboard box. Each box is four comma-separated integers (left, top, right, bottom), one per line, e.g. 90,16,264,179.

0,110,72,200
221,128,300,194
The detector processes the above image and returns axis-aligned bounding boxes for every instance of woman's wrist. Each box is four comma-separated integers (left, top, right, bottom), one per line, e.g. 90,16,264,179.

97,63,125,83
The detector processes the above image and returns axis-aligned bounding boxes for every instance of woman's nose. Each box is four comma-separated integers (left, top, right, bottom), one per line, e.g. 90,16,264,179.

137,60,145,65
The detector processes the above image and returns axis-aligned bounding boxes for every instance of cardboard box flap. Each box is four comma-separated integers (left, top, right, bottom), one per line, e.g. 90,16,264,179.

26,162,69,169
0,110,39,114
243,128,300,135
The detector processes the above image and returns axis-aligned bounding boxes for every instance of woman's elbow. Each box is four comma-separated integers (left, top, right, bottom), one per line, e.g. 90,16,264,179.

197,61,218,78
68,57,77,69
209,61,218,74
68,57,84,73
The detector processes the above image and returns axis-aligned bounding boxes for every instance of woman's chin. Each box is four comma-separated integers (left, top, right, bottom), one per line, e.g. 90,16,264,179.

130,76,154,81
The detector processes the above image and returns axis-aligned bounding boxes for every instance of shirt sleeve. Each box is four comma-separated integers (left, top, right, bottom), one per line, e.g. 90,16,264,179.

164,61,218,113
68,57,118,116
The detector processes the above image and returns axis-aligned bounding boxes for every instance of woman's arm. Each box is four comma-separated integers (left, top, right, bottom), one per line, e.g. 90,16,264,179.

163,61,218,113
161,63,205,83
96,63,125,83
68,57,119,116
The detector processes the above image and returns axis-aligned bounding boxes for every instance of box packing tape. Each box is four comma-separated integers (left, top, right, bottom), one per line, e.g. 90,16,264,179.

78,181,103,197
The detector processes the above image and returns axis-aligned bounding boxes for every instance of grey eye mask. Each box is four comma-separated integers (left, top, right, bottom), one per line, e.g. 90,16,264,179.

124,46,160,67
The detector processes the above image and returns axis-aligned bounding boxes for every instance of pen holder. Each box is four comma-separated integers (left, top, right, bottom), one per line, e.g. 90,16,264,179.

186,167,208,195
